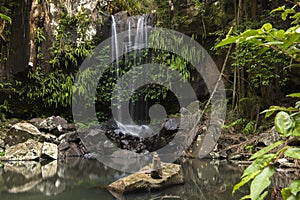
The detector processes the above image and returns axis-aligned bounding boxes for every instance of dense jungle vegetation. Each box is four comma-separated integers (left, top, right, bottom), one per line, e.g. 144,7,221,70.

0,0,299,199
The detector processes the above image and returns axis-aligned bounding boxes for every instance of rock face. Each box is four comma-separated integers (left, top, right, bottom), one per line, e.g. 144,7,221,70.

4,122,56,146
258,127,281,146
0,140,58,161
106,162,184,194
1,117,86,160
41,142,58,160
57,131,86,158
2,139,43,161
30,116,75,136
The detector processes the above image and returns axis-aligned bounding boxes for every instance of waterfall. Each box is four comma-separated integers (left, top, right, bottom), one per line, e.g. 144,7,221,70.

111,14,152,137
111,15,122,122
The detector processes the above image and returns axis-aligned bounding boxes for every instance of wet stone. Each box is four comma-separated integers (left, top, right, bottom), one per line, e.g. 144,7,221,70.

1,139,43,161
106,162,184,194
4,123,55,146
41,142,58,160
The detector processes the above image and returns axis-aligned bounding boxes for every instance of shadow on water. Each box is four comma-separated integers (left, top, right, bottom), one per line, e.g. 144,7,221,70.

0,158,244,200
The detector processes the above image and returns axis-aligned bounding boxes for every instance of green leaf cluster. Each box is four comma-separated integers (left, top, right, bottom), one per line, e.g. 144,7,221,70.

225,2,300,199
233,95,300,199
216,5,300,63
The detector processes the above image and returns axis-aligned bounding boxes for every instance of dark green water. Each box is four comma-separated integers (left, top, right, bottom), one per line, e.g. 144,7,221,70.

0,158,244,200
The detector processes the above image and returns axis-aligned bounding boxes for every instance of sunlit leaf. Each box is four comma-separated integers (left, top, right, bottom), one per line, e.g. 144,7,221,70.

273,29,285,39
287,93,300,98
285,147,300,160
241,29,259,37
270,6,285,14
250,166,274,200
262,23,273,32
264,41,284,46
282,11,288,20
249,140,284,160
275,111,293,136
257,191,269,200
215,36,239,48
233,170,261,195
281,180,300,200
0,13,12,24
283,34,300,50
242,154,275,178
261,106,295,118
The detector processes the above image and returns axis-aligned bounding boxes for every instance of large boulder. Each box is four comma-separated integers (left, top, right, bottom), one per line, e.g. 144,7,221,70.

1,139,43,161
41,142,58,160
106,162,184,194
4,122,56,146
30,116,75,136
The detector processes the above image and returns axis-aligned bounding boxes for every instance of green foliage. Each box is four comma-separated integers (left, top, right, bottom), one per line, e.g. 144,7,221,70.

216,5,300,63
0,13,11,24
194,0,205,13
50,12,95,69
23,11,95,117
238,166,274,200
232,43,289,88
35,27,46,43
223,118,255,134
0,1,14,25
281,180,300,200
105,0,156,16
242,121,255,134
223,118,246,129
26,67,74,108
0,99,10,120
233,96,300,200
226,4,300,199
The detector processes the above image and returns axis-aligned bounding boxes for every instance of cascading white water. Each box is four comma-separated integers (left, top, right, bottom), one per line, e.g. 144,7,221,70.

111,15,122,122
111,14,152,137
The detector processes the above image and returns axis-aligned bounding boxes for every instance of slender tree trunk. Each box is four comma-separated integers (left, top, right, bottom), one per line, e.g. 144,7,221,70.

251,0,257,20
243,0,248,21
232,65,237,110
237,0,243,25
241,67,245,98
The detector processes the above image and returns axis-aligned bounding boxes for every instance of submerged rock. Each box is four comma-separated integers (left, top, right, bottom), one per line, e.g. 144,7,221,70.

106,162,184,194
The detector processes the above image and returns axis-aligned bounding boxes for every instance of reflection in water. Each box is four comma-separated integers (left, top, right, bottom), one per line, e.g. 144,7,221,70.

0,158,244,200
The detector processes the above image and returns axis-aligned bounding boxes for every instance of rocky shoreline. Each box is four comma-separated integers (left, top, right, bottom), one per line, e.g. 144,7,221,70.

0,115,298,166
0,114,299,196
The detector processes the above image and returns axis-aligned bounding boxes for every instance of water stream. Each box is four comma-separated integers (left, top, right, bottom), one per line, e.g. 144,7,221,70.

0,158,244,200
111,14,153,137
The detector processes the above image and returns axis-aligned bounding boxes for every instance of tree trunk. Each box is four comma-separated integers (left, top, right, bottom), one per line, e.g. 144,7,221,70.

251,0,257,20
237,0,243,24
29,0,45,71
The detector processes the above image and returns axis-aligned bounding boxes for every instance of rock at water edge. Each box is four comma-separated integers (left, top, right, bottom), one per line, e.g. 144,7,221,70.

0,139,43,161
4,122,56,146
106,162,184,194
41,142,58,160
